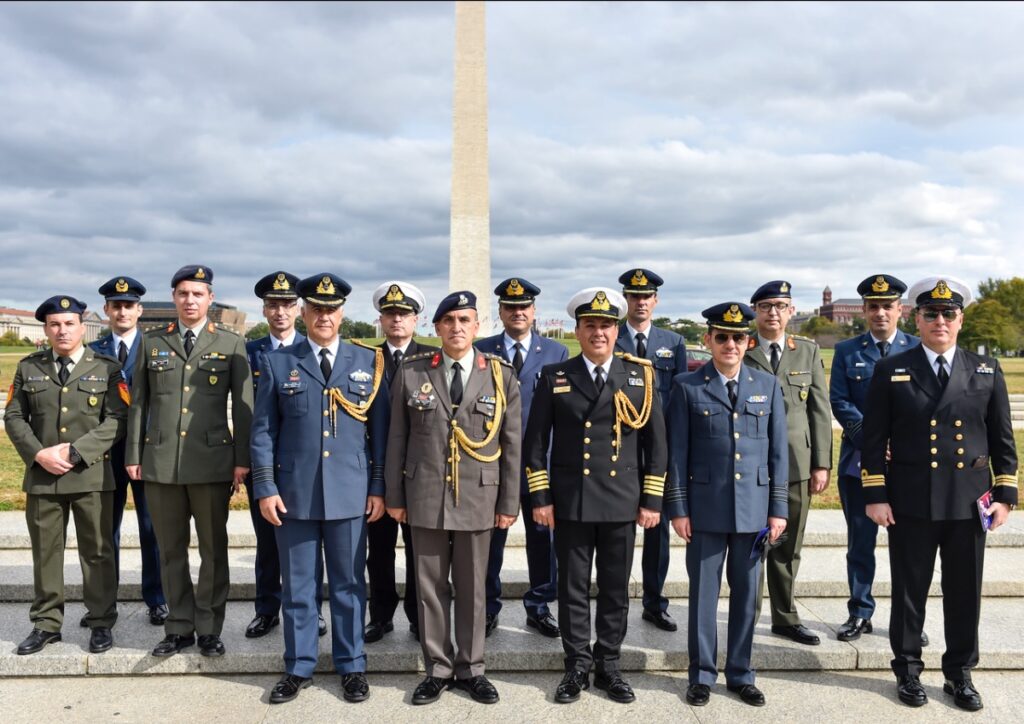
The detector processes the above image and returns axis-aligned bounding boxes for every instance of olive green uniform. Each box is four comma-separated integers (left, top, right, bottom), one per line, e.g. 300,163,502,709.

125,320,253,636
5,348,128,632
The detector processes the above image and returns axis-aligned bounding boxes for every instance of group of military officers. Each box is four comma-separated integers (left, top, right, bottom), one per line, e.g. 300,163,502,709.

3,263,1016,712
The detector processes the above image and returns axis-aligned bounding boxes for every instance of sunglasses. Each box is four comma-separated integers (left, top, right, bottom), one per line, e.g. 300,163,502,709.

713,332,749,345
919,308,959,322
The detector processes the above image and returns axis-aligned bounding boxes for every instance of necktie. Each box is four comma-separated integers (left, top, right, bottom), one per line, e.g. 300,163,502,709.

512,343,524,376
450,362,464,406
118,340,128,364
877,341,890,358
726,379,738,408
319,348,332,381
594,365,605,393
389,349,403,381
57,356,71,385
770,342,781,373
936,355,949,389
183,329,195,357
635,332,647,359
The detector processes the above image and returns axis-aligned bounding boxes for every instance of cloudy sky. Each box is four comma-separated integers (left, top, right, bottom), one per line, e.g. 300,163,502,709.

1,1,1022,331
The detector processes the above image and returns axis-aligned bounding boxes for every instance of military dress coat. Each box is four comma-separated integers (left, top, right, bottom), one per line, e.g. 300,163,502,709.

246,333,306,392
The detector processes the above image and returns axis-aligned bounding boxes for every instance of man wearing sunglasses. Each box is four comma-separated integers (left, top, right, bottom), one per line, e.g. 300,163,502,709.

861,276,1017,712
665,302,788,708
746,281,831,647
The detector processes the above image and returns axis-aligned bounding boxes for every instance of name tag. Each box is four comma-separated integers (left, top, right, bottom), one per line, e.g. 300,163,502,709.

627,378,644,387
655,348,674,358
976,365,994,375
854,362,866,367
890,375,910,382
747,395,767,403
553,385,571,394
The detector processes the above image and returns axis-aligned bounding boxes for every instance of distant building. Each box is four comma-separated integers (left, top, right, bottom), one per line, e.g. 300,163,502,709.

818,286,911,325
139,301,247,335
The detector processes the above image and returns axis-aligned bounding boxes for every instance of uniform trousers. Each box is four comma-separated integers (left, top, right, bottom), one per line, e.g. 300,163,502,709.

554,519,635,674
757,478,810,625
110,443,164,608
640,514,671,613
411,526,492,679
838,474,878,619
887,515,985,680
275,516,367,677
366,514,417,625
147,481,231,636
26,491,117,631
486,493,557,618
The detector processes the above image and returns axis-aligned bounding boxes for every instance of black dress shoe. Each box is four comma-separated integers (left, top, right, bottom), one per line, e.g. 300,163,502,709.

526,612,560,638
896,675,928,707
318,614,327,637
642,609,678,632
364,620,394,643
485,614,498,637
342,672,370,702
555,670,590,703
837,616,872,642
771,623,821,645
152,633,195,657
148,604,169,626
412,676,454,705
270,674,312,704
198,634,225,657
686,683,710,706
89,627,113,653
458,675,499,704
16,629,61,655
410,621,420,641
944,679,983,711
245,614,280,639
920,631,929,647
594,672,635,703
727,683,766,707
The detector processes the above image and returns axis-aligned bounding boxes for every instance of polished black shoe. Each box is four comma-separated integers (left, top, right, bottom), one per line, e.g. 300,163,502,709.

944,679,983,711
364,620,394,643
148,604,169,626
458,675,499,704
245,614,280,639
686,683,711,706
342,672,370,702
727,683,766,707
594,672,636,703
412,676,454,705
198,634,225,657
269,674,312,704
16,629,61,655
896,675,928,707
152,633,195,657
485,613,499,637
526,612,560,638
410,621,420,641
837,616,872,642
920,631,929,647
318,614,328,637
771,623,821,646
89,627,113,653
554,670,590,703
642,609,678,632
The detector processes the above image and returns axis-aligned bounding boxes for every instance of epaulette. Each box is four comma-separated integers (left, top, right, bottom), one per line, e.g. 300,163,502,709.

92,352,120,365
211,322,240,336
616,351,652,367
348,338,377,351
402,350,436,364
790,334,815,344
481,352,512,366
26,349,47,359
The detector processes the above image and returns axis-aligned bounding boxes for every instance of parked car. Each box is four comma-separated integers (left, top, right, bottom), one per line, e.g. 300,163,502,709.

686,346,711,372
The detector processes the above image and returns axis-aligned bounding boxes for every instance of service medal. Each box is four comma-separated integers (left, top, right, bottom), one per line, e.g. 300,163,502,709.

421,382,433,394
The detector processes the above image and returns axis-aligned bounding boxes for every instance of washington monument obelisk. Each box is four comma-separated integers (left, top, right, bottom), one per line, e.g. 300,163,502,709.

450,0,492,331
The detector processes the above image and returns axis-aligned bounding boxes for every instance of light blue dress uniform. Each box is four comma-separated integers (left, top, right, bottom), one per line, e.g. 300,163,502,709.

665,361,788,687
830,328,918,619
250,339,389,677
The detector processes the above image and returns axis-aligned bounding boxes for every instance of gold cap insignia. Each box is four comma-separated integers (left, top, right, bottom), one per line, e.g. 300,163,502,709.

195,267,206,280
872,276,890,293
316,276,335,295
115,278,129,293
780,282,790,293
385,284,405,302
272,273,290,291
506,279,524,296
931,280,953,299
723,304,743,324
630,270,648,287
591,291,611,311
60,298,71,309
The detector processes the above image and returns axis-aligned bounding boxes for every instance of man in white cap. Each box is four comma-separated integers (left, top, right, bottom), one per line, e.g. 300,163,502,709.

861,276,1017,711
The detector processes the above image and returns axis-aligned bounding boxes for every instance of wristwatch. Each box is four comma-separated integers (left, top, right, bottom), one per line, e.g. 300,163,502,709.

68,446,82,465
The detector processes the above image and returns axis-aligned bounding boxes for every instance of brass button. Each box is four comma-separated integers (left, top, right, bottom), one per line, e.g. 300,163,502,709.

183,386,190,392
182,408,188,414
957,448,965,455
735,473,742,480
704,410,709,416
62,387,69,393
180,431,187,437
584,421,592,428
583,453,590,460
185,365,191,370
611,455,618,462
323,410,329,416
609,470,616,477
145,437,150,443
735,453,741,461
584,437,591,444
323,451,330,458
611,440,618,447
445,474,451,481
954,420,963,427
734,432,740,439
323,390,328,396
957,462,965,469
930,433,937,441
583,468,590,475
930,419,937,427
733,412,739,420
323,431,330,437
61,406,68,412
930,447,937,454
931,461,938,468
446,457,452,463
60,427,67,433
955,433,963,441
759,410,765,416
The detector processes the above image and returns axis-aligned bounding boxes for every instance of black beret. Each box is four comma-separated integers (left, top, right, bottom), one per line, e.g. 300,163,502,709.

171,265,213,287
433,291,477,323
35,295,87,322
750,280,792,304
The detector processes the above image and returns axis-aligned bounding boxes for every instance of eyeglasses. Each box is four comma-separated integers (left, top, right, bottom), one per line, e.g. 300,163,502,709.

756,301,790,313
713,332,749,345
919,308,959,322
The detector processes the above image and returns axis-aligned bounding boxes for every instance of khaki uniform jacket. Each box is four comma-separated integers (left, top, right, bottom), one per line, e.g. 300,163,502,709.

126,321,253,484
5,349,127,494
746,334,832,482
384,348,522,531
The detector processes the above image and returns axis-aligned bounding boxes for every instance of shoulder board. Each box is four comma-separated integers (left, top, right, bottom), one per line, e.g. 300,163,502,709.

402,350,435,363
145,325,173,337
212,322,239,336
26,350,47,359
92,352,120,365
790,335,815,344
481,352,512,366
618,352,652,367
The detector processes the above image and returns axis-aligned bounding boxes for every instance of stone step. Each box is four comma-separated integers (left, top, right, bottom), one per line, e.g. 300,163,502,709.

1,596,1021,677
2,542,1022,603
3,510,1023,550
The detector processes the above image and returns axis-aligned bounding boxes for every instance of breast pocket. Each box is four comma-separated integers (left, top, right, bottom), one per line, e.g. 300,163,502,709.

197,360,228,395
654,362,674,392
278,381,308,417
23,379,52,415
472,400,496,437
786,372,812,406
845,364,873,385
148,359,179,395
690,401,728,439
78,379,108,417
407,395,440,431
743,401,769,438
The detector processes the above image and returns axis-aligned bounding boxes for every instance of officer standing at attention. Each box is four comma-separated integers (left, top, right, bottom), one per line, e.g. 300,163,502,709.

862,276,1017,712
251,273,390,704
829,275,922,643
6,296,127,655
243,271,326,640
364,280,434,644
746,280,831,646
88,277,168,627
525,287,667,705
666,302,788,708
480,277,568,639
126,265,254,658
615,268,687,632
384,291,521,706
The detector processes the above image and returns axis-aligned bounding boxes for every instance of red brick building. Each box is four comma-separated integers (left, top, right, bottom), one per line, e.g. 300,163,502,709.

818,287,911,324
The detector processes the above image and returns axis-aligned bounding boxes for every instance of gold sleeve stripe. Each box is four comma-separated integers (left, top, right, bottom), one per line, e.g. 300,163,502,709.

642,487,664,496
528,481,550,492
861,478,886,488
994,474,1018,487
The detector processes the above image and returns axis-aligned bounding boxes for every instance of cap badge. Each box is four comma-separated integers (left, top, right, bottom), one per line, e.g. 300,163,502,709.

780,282,790,293
115,279,129,293
506,279,524,296
272,273,290,291
872,276,890,293
316,276,335,295
591,291,611,311
195,267,206,280
723,304,743,324
931,280,953,299
458,293,468,306
60,298,71,309
385,284,405,302
630,270,648,287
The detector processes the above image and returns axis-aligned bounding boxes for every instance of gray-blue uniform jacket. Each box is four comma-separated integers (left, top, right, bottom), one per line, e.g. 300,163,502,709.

616,324,688,413
250,339,389,520
665,361,789,531
246,333,306,389
830,330,918,478
90,333,141,388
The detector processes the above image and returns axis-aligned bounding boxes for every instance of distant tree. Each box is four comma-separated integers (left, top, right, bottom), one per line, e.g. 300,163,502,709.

847,318,867,336
0,331,32,347
246,322,269,341
800,316,841,337
976,277,1024,348
341,319,376,339
960,299,1018,354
